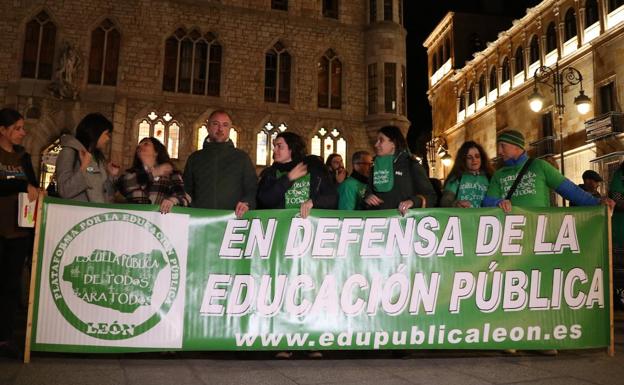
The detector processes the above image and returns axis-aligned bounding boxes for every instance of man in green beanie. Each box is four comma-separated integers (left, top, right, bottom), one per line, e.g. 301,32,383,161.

482,129,614,212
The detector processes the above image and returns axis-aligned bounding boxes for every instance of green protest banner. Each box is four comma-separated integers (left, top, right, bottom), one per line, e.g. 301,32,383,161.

28,198,611,354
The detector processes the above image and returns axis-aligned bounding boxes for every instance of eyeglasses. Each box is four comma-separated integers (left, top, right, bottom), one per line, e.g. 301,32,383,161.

208,120,231,129
355,162,373,166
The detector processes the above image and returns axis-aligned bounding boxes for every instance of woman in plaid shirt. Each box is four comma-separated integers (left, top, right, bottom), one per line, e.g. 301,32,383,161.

118,137,190,213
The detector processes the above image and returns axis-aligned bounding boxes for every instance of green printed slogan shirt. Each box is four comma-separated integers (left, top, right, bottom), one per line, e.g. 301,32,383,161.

444,173,489,208
486,158,565,207
277,171,311,209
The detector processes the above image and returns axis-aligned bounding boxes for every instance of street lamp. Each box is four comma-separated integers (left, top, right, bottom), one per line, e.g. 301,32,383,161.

426,136,453,175
527,62,592,176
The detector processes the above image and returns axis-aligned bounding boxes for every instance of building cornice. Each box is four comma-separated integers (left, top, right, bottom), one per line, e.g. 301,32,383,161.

423,12,454,48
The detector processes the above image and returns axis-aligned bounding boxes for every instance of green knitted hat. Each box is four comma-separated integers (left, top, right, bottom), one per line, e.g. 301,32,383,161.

497,130,525,150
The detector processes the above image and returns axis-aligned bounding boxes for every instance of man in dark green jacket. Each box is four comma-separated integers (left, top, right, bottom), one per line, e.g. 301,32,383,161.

338,150,372,210
183,110,257,217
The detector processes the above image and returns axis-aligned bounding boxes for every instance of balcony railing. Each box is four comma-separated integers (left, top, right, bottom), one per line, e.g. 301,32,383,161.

529,136,557,158
585,112,624,142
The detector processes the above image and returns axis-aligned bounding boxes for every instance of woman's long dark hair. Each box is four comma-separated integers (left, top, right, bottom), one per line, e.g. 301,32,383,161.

325,153,342,169
0,108,23,128
445,141,493,186
75,113,112,162
131,137,173,185
378,126,408,153
275,132,306,164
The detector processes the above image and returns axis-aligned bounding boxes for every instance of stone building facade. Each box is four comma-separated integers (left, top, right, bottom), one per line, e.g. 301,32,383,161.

0,0,408,186
424,0,624,190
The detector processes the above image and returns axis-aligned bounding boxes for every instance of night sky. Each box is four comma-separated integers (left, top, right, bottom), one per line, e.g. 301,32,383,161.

404,0,543,157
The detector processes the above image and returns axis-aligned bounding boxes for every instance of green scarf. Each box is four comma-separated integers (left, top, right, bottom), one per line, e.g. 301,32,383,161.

373,155,394,192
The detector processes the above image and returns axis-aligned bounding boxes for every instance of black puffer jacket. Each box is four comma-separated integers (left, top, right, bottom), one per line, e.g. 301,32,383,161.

257,155,337,209
367,151,438,209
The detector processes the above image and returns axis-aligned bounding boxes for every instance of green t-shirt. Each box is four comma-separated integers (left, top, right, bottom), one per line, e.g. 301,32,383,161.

486,158,565,207
277,171,311,209
444,173,489,208
609,168,624,247
338,176,367,210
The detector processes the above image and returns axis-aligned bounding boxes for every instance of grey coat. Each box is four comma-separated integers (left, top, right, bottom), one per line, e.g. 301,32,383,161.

56,134,114,203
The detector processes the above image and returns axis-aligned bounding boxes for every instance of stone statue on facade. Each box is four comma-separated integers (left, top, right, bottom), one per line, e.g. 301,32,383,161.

49,41,81,100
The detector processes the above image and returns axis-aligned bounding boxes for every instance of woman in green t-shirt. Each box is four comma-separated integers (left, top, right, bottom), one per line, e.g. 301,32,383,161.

440,141,493,208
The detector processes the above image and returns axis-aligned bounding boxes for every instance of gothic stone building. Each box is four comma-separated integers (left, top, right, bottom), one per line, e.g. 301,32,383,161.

425,0,624,190
0,0,408,186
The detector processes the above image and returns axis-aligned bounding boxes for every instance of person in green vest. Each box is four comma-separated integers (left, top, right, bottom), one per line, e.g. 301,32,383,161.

257,131,337,217
440,141,492,208
609,161,624,309
338,150,373,210
482,129,614,212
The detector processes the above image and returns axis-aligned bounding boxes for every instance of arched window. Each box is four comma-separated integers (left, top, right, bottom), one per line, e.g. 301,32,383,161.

137,111,180,159
467,83,475,106
458,90,466,112
311,127,347,165
318,49,342,109
444,37,451,63
489,66,497,92
265,41,291,104
21,11,56,79
546,22,558,52
608,0,624,13
88,19,120,86
529,35,540,64
514,46,524,75
501,57,510,83
197,124,238,150
163,28,221,96
564,8,577,41
256,122,287,166
586,0,600,26
478,75,486,99
432,52,438,71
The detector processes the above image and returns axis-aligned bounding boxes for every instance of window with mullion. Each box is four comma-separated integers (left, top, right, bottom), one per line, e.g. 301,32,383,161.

265,43,291,104
88,19,121,86
162,29,221,96
21,12,56,80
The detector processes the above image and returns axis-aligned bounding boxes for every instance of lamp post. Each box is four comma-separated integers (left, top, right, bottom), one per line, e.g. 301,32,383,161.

527,62,592,177
426,136,452,178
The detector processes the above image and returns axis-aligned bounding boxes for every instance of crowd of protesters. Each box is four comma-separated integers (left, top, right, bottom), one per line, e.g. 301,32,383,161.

1,107,624,359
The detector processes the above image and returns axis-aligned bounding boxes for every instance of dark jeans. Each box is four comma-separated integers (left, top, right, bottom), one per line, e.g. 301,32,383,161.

0,236,32,342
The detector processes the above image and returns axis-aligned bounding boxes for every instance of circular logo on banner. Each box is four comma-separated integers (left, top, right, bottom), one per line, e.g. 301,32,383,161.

49,212,181,340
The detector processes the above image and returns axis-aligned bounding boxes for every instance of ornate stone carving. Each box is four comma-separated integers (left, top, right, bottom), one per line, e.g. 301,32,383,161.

48,41,81,100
